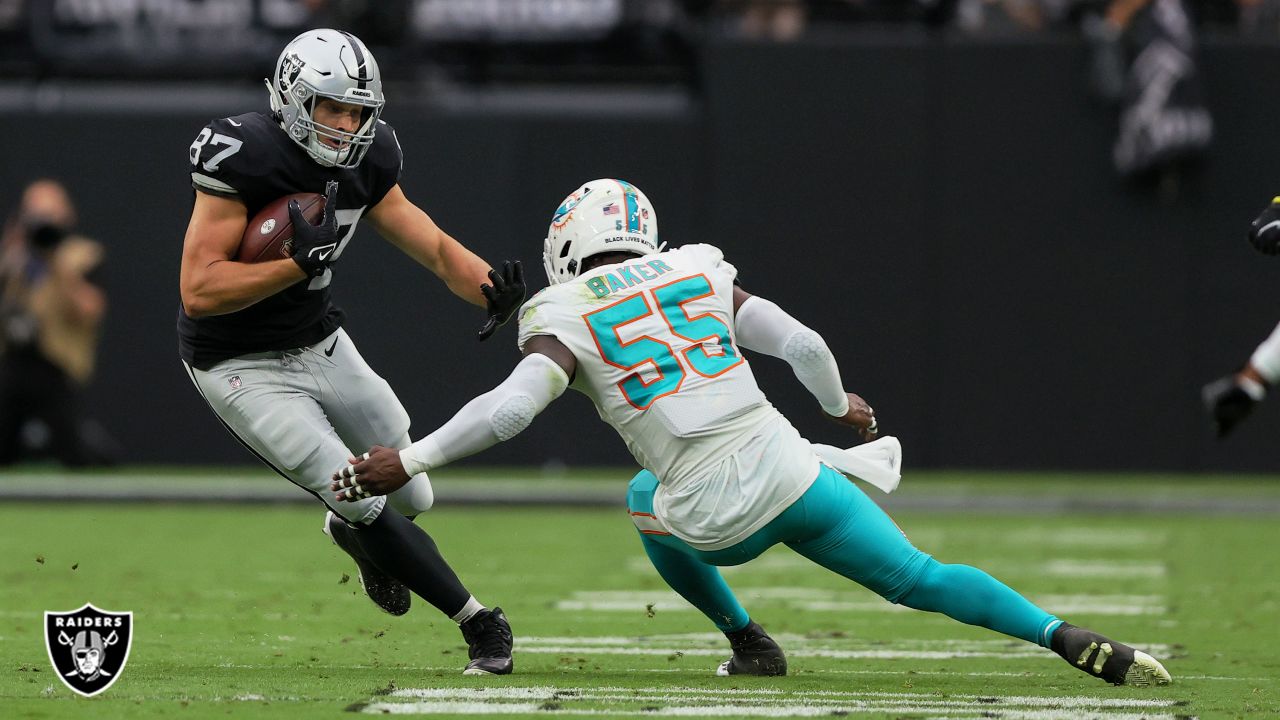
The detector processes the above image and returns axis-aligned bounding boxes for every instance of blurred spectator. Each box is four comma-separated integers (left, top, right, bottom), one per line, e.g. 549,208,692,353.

1234,0,1280,33
1082,0,1213,185
732,0,810,40
0,179,117,466
710,0,970,38
953,0,1050,32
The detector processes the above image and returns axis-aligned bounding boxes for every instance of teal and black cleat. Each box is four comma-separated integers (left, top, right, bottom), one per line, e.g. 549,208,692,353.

716,621,787,677
1051,623,1171,686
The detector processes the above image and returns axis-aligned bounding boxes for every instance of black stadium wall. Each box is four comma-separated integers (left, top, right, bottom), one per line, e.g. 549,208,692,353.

3,36,1279,473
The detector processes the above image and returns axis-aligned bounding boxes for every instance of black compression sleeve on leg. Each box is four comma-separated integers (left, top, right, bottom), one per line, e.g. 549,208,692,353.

350,509,472,618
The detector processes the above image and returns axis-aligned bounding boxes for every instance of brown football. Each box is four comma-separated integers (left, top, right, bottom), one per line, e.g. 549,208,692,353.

236,193,325,263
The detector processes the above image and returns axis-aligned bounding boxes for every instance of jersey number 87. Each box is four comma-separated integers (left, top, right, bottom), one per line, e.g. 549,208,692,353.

583,274,743,410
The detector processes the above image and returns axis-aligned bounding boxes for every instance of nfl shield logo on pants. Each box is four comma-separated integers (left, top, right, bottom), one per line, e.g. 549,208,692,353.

44,603,133,697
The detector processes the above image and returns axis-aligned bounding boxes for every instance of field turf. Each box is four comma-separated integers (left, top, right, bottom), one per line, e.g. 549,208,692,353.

2,471,1278,718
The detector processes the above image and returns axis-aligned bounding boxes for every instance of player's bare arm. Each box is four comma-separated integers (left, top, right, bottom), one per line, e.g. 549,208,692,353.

332,336,576,502
366,185,526,339
732,285,878,441
365,184,492,307
179,191,306,317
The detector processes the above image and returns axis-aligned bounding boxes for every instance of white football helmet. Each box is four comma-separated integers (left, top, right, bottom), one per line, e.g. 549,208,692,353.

266,29,384,169
543,179,662,284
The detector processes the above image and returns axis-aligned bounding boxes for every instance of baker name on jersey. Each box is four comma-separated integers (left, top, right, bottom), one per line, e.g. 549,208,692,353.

585,258,675,299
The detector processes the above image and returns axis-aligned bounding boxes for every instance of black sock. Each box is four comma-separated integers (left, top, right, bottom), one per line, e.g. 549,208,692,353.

350,509,471,617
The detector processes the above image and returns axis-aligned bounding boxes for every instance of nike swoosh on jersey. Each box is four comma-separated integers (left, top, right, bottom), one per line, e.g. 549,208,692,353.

228,119,242,126
324,337,339,357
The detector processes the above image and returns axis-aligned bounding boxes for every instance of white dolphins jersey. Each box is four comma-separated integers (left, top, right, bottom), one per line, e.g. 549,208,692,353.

518,244,820,550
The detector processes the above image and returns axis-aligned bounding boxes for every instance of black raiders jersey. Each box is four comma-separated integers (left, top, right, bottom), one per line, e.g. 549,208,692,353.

177,111,403,369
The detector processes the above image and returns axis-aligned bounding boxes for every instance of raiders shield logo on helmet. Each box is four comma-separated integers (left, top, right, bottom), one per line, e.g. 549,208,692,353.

44,603,133,697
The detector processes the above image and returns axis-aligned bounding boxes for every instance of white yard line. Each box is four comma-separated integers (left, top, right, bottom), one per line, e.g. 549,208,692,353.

523,634,1141,647
513,632,1175,662
194,661,1258,682
363,701,1186,718
556,589,1167,616
516,634,1174,660
1032,594,1166,616
367,686,1186,718
390,687,1179,707
1007,528,1168,547
557,600,694,612
519,645,1067,660
1044,559,1166,579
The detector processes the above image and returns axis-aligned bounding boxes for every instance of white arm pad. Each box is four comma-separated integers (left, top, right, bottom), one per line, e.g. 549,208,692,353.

1250,321,1280,385
400,353,570,476
734,295,849,417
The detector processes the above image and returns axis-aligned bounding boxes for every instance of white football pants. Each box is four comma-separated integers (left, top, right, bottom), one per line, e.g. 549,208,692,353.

183,327,434,524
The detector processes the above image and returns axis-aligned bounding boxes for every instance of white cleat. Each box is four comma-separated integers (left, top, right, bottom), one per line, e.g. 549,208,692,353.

1123,650,1172,686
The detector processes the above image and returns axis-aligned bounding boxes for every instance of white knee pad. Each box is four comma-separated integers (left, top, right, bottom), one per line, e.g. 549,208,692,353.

385,432,435,515
388,472,435,515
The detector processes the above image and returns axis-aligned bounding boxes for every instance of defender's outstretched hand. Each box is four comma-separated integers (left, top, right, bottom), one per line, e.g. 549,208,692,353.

331,445,411,501
1202,372,1267,438
825,392,879,442
478,261,526,341
1248,197,1280,256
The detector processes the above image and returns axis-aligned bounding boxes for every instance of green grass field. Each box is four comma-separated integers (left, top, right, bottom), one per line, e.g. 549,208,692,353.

2,472,1279,718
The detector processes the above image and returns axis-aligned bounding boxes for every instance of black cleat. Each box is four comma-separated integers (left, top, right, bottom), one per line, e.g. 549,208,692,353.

323,512,411,616
1050,622,1171,686
460,607,514,676
716,620,787,676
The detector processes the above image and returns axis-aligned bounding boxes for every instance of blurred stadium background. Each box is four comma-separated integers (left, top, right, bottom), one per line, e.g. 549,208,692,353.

3,0,1280,478
3,2,1280,717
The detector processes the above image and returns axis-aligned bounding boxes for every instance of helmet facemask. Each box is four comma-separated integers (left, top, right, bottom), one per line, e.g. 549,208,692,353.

267,30,385,169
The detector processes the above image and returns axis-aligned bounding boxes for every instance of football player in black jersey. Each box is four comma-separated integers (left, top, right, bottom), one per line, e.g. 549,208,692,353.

177,29,520,675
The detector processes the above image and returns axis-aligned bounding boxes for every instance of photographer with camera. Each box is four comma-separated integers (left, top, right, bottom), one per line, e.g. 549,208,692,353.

0,179,116,466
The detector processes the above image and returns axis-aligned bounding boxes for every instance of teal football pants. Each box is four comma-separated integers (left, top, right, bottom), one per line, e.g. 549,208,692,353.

627,465,1061,647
